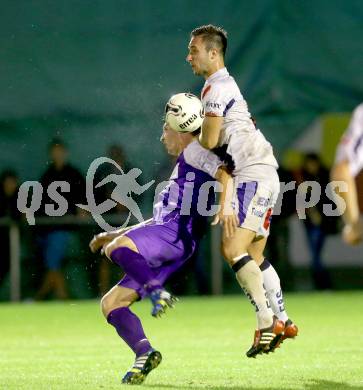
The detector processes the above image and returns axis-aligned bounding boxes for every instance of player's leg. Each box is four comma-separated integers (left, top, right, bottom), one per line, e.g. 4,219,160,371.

101,284,149,355
222,180,274,330
104,235,176,317
248,237,289,322
101,284,161,384
248,237,298,344
221,230,284,357
227,180,288,356
221,228,274,330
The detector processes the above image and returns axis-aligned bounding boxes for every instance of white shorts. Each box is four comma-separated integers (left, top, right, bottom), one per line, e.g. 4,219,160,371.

233,177,280,239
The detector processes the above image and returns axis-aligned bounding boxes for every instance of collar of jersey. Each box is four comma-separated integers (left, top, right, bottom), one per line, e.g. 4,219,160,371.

206,67,228,83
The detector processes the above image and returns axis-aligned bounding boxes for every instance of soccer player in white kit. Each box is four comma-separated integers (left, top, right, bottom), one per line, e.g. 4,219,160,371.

331,103,363,245
186,24,298,357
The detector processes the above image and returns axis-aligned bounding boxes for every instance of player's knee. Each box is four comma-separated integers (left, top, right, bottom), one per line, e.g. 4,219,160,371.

104,240,117,260
100,293,114,317
100,292,129,318
221,244,239,265
101,285,138,318
104,240,125,260
104,236,136,260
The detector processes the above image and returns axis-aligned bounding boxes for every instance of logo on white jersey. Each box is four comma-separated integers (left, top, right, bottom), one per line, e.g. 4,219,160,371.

206,101,221,109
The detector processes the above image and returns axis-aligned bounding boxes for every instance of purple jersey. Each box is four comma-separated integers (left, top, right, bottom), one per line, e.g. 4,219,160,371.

121,140,222,298
152,140,222,237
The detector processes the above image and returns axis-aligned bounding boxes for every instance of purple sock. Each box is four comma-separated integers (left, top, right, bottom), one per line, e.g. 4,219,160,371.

107,307,152,357
110,247,162,293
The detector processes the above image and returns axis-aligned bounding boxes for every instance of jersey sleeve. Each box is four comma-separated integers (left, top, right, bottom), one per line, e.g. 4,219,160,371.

201,81,232,117
184,141,223,178
335,104,363,177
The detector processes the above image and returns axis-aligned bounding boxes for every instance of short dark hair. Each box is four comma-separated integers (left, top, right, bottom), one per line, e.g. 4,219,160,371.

191,24,228,57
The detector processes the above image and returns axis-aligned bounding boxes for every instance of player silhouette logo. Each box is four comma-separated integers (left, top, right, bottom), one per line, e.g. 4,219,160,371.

77,157,155,231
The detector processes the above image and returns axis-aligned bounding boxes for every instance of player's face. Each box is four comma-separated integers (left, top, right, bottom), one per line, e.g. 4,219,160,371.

160,123,182,156
186,36,212,77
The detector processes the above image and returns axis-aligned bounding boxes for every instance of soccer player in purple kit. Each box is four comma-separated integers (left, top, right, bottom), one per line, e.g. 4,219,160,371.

186,24,298,357
90,93,231,385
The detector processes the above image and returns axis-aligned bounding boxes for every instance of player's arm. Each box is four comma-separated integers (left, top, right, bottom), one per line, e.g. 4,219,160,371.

331,159,362,245
331,159,359,225
213,166,238,238
185,143,237,236
199,115,224,149
89,218,153,253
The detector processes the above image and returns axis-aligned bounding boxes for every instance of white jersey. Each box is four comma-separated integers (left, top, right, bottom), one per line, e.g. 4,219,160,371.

335,103,363,177
201,67,278,183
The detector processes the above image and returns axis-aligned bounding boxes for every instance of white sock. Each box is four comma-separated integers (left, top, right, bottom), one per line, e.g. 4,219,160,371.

233,254,273,329
260,259,289,322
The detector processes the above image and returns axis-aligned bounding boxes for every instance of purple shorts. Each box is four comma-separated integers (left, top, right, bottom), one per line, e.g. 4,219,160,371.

117,219,197,299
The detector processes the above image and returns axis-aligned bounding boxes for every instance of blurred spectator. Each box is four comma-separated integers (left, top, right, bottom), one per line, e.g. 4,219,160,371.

91,144,130,296
0,170,21,284
298,152,335,290
167,241,210,296
35,138,86,300
94,144,129,213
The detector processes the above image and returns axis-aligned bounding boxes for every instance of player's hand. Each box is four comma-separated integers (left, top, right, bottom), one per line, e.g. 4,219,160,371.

89,232,114,253
221,213,239,238
342,221,363,245
211,204,239,238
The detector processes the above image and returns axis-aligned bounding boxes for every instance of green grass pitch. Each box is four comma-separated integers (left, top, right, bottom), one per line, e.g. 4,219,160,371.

1,292,363,389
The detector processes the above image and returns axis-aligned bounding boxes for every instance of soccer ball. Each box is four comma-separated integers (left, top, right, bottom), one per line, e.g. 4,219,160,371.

165,93,204,133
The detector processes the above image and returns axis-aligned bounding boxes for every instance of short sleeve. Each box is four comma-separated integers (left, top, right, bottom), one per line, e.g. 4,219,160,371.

201,82,231,117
